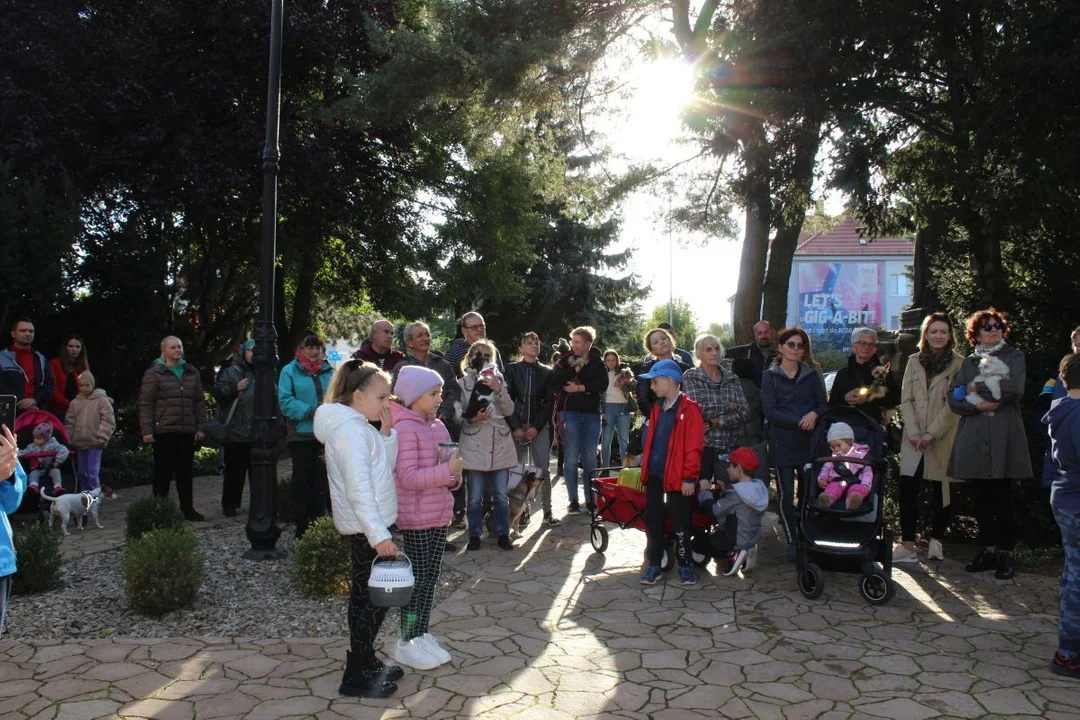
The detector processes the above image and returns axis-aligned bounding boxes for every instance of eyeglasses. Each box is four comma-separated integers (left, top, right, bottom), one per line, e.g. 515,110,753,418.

854,341,877,348
982,322,1004,332
464,323,486,331
783,341,805,350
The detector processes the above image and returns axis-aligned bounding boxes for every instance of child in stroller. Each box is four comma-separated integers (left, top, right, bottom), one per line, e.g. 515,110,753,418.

18,421,69,496
797,406,894,605
815,422,873,510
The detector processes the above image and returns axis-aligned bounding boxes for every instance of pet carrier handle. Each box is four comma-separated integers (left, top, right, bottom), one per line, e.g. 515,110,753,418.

813,456,875,467
372,553,412,570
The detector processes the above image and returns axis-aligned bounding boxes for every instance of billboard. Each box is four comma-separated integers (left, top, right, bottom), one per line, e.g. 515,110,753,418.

797,262,883,350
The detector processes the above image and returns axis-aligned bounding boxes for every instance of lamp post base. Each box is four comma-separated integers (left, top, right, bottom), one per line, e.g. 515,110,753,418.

243,548,288,561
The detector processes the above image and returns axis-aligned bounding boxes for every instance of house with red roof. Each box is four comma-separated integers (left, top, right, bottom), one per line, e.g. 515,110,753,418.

787,218,914,351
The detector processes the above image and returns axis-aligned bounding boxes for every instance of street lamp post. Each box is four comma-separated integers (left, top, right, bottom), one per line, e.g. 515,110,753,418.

245,0,285,560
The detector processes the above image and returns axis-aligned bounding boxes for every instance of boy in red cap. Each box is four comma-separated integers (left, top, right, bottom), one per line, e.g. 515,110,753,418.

696,446,768,576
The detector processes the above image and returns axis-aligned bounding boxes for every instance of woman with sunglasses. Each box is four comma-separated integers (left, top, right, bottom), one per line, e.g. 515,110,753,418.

458,339,517,550
278,329,336,539
947,309,1032,580
761,327,829,562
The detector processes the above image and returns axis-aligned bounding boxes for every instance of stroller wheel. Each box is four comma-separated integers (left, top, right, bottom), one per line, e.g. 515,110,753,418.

660,545,676,572
859,569,894,605
590,524,609,553
798,562,825,599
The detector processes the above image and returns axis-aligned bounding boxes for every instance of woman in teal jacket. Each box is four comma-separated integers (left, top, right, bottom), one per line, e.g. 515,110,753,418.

279,330,336,539
1,425,26,636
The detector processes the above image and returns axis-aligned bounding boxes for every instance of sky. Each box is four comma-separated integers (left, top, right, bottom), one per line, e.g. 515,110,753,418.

600,55,745,331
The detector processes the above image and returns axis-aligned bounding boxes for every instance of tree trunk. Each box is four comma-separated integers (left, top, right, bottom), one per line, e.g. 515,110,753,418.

761,119,821,333
289,241,319,348
732,125,771,344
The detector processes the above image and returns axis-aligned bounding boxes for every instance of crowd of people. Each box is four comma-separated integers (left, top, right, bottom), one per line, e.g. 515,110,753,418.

1,307,1078,685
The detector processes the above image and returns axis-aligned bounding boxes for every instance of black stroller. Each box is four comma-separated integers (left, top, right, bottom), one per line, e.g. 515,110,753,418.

795,406,895,605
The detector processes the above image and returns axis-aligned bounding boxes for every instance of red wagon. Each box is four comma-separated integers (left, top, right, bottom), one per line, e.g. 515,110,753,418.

589,470,714,572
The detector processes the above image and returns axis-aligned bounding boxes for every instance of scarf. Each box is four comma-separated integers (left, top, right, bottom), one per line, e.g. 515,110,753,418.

918,346,954,378
973,339,1007,358
294,350,324,375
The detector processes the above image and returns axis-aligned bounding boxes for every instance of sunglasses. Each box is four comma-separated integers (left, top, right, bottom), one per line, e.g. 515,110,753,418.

474,353,493,360
783,341,805,350
982,322,1004,332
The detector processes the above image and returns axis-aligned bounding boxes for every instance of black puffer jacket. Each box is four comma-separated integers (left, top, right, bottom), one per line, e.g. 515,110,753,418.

552,347,608,414
505,360,554,431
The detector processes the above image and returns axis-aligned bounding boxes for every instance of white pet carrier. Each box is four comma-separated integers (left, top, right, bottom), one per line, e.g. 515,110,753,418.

368,555,415,608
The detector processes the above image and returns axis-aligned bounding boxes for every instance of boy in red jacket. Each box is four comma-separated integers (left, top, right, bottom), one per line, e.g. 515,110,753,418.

637,360,704,586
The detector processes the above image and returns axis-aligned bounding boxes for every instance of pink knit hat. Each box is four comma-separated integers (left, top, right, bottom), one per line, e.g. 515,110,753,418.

394,365,444,407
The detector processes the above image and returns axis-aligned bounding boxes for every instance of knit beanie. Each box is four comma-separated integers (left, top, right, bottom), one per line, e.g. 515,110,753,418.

33,422,54,440
77,370,96,390
394,365,444,407
242,339,256,353
826,422,855,443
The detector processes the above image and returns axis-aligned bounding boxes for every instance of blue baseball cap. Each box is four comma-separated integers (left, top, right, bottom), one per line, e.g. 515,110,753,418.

637,359,683,383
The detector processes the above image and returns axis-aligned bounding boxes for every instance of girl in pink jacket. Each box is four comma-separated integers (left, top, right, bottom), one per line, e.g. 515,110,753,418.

389,366,464,671
817,422,874,510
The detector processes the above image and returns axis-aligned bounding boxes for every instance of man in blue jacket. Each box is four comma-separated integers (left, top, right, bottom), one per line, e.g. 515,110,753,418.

1,424,26,636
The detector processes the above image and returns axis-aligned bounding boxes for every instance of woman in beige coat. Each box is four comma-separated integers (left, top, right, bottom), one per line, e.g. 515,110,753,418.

457,340,517,551
896,313,964,563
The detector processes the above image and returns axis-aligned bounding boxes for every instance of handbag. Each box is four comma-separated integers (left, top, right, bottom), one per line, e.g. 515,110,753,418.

205,396,240,447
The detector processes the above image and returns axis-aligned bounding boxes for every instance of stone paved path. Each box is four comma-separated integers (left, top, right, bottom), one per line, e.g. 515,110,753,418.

2,473,1079,718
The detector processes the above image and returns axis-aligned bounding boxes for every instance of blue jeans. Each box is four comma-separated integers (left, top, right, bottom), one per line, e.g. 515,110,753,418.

466,469,509,537
560,411,602,505
1052,481,1080,654
601,403,631,468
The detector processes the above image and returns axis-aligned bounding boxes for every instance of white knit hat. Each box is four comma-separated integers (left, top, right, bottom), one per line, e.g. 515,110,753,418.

826,422,854,443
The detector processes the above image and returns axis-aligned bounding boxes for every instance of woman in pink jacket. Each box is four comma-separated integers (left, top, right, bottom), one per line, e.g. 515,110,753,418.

389,366,464,672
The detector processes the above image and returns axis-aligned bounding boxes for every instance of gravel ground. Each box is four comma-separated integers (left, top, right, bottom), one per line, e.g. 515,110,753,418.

5,523,470,640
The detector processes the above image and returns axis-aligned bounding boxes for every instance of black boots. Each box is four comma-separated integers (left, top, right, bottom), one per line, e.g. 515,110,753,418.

339,650,401,698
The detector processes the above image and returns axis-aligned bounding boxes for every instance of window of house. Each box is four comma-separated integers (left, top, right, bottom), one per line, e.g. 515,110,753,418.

891,274,910,297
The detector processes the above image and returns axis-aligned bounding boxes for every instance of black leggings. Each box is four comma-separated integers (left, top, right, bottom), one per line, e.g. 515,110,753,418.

221,442,251,511
152,432,195,511
973,477,1015,552
644,473,692,568
898,460,952,541
290,440,330,537
348,535,390,668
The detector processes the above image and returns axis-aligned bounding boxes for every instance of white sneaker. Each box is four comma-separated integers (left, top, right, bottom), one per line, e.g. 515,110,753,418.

745,545,759,571
928,538,944,561
393,638,441,670
419,633,452,666
892,542,919,564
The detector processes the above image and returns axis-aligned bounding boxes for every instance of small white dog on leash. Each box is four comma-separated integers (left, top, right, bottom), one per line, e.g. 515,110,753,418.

40,487,120,535
964,354,1011,406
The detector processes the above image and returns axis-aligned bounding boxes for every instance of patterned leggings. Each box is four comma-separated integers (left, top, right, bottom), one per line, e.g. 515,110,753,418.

348,535,389,667
399,527,447,641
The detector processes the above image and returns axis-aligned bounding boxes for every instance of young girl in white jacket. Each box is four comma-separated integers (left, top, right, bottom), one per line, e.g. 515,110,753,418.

313,360,403,699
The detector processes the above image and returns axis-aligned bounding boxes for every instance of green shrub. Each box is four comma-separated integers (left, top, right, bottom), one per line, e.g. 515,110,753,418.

815,350,849,373
289,517,350,598
12,522,63,594
276,474,294,523
100,445,156,489
193,446,220,476
125,527,202,616
125,494,185,540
